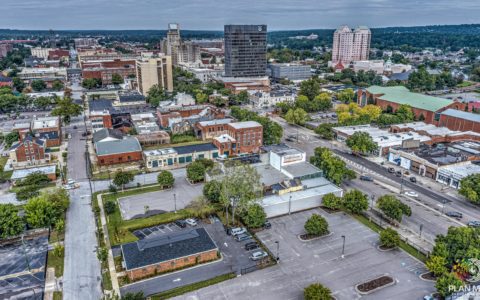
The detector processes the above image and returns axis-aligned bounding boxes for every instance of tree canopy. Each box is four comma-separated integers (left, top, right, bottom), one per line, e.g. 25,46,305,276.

243,203,267,229
345,131,378,155
0,204,25,238
51,96,82,124
157,170,174,189
376,195,412,222
310,147,355,185
459,174,480,203
304,214,329,236
342,189,369,214
304,283,332,300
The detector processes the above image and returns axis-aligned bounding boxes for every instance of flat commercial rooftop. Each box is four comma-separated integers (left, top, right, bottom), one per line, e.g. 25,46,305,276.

11,165,56,180
261,183,342,207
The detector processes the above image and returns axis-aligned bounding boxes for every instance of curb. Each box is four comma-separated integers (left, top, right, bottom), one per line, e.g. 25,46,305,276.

297,231,333,242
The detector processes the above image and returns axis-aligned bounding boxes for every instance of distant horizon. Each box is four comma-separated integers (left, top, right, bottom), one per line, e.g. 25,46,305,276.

1,23,479,33
3,0,480,31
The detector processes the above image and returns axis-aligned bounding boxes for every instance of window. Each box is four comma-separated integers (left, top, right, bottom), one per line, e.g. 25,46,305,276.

186,156,192,162
184,258,189,263
179,157,185,164
119,157,123,161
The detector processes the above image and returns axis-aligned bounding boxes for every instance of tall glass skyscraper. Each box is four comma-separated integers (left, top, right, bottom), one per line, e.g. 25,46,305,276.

224,25,267,78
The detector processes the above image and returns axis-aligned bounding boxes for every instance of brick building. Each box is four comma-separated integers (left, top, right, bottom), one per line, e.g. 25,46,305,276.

390,122,480,144
121,228,218,281
93,129,142,165
438,109,480,133
31,116,62,147
357,86,467,124
213,121,263,156
9,136,49,167
82,59,136,85
156,104,225,130
195,118,232,140
48,49,70,63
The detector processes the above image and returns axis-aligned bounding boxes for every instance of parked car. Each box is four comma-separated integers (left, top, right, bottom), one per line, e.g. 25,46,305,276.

388,167,395,173
67,179,75,185
404,191,418,197
249,250,268,261
231,227,247,236
467,221,480,228
409,176,417,183
263,220,271,229
174,219,187,228
73,125,77,129
360,175,373,181
245,242,259,251
445,211,463,219
285,137,295,142
235,233,252,242
395,171,402,177
185,218,197,226
63,184,75,190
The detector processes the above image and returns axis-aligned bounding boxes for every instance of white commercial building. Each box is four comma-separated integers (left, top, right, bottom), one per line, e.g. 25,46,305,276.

249,91,295,108
436,162,480,189
31,47,54,59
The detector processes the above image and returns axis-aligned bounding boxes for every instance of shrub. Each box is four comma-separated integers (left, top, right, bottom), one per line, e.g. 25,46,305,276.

243,204,266,229
104,200,116,215
157,170,175,189
304,214,329,236
379,228,400,248
304,283,332,300
322,193,342,210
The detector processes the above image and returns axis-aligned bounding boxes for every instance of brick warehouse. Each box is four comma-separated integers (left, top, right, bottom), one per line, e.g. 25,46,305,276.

213,121,263,156
357,86,467,125
93,129,143,165
121,228,218,281
82,59,136,85
439,109,480,133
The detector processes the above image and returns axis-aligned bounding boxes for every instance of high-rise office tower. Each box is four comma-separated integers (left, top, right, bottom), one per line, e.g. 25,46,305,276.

136,54,173,95
332,25,371,64
161,23,200,66
224,25,267,78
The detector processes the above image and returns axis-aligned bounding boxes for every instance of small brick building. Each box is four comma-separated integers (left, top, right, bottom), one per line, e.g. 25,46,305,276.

121,228,218,281
357,86,467,125
195,118,232,140
9,136,48,167
81,59,136,85
31,116,62,147
213,121,263,156
93,128,142,165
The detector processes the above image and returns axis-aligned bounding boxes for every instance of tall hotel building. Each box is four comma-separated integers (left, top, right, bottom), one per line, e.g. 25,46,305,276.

332,25,371,64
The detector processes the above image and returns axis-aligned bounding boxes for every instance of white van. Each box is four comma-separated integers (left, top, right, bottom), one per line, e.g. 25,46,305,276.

230,227,246,236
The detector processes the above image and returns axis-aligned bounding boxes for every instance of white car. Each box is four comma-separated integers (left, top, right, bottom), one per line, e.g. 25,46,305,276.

67,179,75,185
405,191,418,197
249,250,268,261
185,218,197,226
230,227,247,236
63,184,75,190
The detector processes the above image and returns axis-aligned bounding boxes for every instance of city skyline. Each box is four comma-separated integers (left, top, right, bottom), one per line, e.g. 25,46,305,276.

2,0,480,30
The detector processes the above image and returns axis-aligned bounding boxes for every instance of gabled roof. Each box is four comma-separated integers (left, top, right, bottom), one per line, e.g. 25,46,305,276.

366,86,454,112
95,136,141,156
121,228,217,271
92,128,123,144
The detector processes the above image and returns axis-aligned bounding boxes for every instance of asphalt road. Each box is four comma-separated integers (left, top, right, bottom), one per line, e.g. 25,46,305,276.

62,114,102,297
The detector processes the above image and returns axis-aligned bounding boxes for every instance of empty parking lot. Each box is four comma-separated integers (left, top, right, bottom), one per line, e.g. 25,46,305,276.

177,209,435,300
118,178,203,220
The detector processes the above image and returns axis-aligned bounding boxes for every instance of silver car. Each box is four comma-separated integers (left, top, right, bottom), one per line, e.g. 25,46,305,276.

249,250,268,261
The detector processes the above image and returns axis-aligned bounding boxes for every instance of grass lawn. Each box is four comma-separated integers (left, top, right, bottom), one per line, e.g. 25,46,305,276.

101,266,112,291
47,249,65,278
53,291,62,300
457,81,474,88
0,156,12,180
102,184,216,245
92,169,142,181
10,182,56,193
352,214,427,262
150,273,236,299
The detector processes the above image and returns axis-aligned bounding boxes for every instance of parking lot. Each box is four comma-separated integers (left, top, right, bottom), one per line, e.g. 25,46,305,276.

0,234,48,300
117,178,203,220
177,209,435,300
120,219,263,297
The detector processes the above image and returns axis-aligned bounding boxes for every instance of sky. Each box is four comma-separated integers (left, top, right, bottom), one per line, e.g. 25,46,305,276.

2,0,480,31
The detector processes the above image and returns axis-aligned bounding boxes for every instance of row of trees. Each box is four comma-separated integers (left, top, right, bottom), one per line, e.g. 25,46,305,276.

230,107,283,145
335,102,415,127
310,147,356,185
459,174,480,204
326,69,383,87
0,188,69,238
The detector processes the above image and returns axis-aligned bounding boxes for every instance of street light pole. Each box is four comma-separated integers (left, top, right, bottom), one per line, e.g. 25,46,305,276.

370,194,375,211
341,235,346,259
400,170,404,193
419,224,423,238
275,241,280,262
173,193,177,213
288,195,292,215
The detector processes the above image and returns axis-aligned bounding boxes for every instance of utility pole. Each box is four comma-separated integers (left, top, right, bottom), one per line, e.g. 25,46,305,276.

370,194,375,211
419,224,423,238
173,193,177,213
341,235,346,259
288,195,292,215
275,241,280,262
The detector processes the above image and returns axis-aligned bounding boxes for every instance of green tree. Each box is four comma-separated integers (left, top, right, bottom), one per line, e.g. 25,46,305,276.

51,96,82,124
435,273,463,297
459,174,480,203
55,218,65,232
376,195,411,222
299,77,321,101
312,93,332,112
146,84,169,107
111,73,124,85
322,193,342,210
220,163,262,226
345,131,378,155
276,101,294,114
53,244,64,257
17,172,50,187
0,204,25,238
34,96,53,109
426,255,448,277
304,283,332,300
342,189,368,214
97,247,109,263
113,171,135,191
4,131,19,148
104,200,116,214
195,92,208,104
304,214,329,236
203,180,222,203
379,228,400,248
52,80,64,91
336,88,355,103
24,196,58,228
310,147,355,185
186,161,206,183
121,292,144,300
235,90,249,104
12,77,25,92
395,104,414,122
243,203,266,228
31,80,46,91
16,186,40,201
314,123,335,140
157,170,175,189
82,78,102,89
285,108,308,126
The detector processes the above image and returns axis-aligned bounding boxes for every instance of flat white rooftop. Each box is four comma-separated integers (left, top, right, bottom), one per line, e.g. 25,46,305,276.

228,121,262,129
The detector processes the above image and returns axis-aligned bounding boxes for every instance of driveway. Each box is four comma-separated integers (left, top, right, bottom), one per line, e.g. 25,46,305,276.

176,209,435,300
